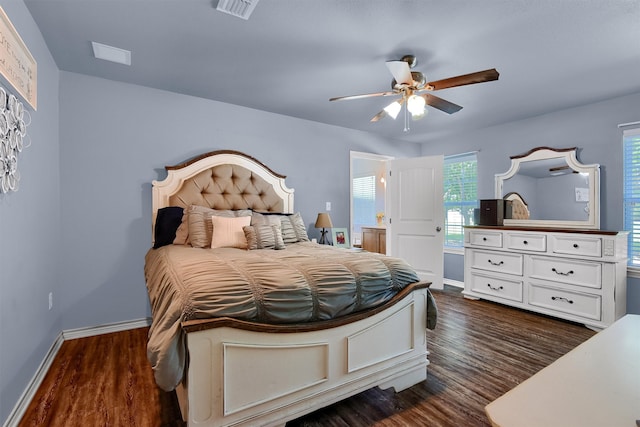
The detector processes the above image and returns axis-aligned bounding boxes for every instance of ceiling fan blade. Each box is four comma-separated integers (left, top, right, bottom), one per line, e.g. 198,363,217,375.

386,60,413,85
421,94,463,114
370,109,387,123
427,68,499,91
330,91,396,102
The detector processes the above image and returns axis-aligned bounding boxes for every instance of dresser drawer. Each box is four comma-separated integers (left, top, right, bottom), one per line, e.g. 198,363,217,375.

529,283,601,321
469,250,523,275
506,233,546,252
468,231,503,248
551,235,602,258
469,272,523,302
529,256,602,289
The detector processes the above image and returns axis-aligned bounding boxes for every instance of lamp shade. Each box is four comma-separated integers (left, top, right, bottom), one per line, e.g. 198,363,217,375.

315,212,333,228
407,94,426,115
383,101,402,120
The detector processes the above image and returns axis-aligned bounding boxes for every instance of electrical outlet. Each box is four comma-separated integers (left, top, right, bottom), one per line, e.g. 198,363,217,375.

326,202,331,211
49,292,53,310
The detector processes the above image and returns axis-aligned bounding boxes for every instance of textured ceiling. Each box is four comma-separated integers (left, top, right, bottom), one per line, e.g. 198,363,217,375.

24,0,640,143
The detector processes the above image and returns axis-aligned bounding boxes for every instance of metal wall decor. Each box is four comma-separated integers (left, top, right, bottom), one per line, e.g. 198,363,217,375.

0,86,31,193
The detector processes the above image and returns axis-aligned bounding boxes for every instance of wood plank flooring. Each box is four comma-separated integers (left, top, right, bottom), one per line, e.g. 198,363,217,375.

19,286,595,426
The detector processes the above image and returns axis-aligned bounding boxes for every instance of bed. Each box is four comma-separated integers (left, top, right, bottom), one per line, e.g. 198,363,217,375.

144,150,436,427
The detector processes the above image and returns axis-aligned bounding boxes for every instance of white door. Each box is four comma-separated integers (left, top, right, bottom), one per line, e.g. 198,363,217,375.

386,156,444,289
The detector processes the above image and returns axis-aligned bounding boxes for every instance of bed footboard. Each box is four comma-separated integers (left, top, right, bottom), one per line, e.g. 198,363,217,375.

178,286,430,427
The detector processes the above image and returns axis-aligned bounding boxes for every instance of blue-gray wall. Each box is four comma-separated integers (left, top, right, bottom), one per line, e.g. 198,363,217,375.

0,0,60,423
428,91,640,314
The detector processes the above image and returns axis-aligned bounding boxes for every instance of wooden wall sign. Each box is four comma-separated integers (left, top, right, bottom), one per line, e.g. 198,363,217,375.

0,7,37,110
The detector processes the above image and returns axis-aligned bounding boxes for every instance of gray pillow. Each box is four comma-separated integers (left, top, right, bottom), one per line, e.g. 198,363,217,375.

289,212,310,242
243,224,285,250
252,211,309,244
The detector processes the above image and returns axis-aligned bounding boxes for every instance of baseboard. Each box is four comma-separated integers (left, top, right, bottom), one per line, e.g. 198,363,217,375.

443,278,464,289
3,318,152,427
63,317,151,340
3,333,64,427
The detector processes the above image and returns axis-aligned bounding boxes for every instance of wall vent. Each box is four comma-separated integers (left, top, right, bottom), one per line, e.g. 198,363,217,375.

216,0,260,20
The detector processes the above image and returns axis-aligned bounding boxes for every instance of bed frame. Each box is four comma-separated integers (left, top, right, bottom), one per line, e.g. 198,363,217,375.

151,150,431,427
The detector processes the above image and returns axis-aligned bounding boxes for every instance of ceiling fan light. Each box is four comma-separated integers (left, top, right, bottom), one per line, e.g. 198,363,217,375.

384,101,402,120
407,94,426,116
411,108,428,120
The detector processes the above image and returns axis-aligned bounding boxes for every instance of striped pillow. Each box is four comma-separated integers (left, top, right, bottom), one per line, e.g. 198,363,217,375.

289,212,310,242
243,224,286,250
210,215,251,249
251,212,309,244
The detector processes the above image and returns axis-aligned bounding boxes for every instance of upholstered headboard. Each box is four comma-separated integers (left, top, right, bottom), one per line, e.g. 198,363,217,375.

152,150,294,236
504,191,530,220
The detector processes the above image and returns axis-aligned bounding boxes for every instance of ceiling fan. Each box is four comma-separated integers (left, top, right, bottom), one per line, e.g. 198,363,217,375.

330,55,499,130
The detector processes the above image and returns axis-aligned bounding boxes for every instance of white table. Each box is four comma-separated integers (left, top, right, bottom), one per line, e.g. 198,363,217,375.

485,314,640,427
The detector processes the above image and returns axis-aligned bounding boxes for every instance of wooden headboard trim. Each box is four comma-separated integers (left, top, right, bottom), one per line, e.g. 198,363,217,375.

165,150,287,179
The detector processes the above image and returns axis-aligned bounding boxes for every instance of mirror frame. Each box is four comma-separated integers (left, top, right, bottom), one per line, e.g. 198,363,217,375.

495,146,600,229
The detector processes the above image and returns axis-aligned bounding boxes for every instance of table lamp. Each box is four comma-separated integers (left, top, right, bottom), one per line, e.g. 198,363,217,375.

314,213,333,244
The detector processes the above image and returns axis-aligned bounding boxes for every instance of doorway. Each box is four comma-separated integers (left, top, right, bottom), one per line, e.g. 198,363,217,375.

350,151,445,289
350,151,393,248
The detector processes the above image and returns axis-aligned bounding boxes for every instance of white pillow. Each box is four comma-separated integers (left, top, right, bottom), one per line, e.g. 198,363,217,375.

210,215,252,249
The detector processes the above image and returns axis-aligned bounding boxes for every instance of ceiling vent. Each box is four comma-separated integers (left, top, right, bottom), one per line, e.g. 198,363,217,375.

216,0,259,20
91,42,131,66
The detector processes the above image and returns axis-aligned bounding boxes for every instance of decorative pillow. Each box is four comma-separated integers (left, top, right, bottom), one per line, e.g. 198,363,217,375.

243,224,286,250
153,206,184,249
173,211,189,245
188,205,252,248
250,212,281,226
210,215,252,249
252,211,309,244
289,212,310,242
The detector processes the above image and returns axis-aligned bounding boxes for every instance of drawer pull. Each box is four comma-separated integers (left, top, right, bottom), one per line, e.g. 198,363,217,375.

487,259,504,266
573,243,579,248
523,240,528,245
483,237,487,241
551,267,574,276
487,284,504,291
551,296,574,304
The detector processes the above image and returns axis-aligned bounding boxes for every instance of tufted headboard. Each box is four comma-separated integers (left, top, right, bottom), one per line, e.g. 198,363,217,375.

151,150,294,238
503,191,530,220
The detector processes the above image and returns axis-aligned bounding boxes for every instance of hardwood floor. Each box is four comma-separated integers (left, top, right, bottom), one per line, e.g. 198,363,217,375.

19,286,595,426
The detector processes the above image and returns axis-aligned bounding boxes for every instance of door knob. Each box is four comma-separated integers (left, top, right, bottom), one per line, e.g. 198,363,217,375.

436,226,442,232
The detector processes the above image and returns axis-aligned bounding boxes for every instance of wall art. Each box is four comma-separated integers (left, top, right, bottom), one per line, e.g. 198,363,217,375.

0,86,30,193
0,7,37,110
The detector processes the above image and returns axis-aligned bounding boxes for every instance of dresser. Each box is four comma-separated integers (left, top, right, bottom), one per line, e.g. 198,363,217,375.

463,226,628,329
361,226,386,254
485,315,640,427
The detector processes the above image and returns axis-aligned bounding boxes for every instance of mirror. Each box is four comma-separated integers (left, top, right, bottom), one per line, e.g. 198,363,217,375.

495,146,600,229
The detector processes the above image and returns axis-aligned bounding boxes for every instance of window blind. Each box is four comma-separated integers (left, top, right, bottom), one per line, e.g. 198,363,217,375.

444,152,478,248
623,127,640,266
353,175,376,233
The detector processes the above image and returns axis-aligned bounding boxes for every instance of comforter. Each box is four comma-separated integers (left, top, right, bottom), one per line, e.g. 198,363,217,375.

144,242,434,391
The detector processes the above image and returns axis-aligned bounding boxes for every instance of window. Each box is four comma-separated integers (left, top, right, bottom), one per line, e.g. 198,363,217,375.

623,127,640,266
444,152,478,248
352,175,377,234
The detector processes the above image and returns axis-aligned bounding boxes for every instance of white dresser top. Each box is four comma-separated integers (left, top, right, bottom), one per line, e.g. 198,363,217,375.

485,314,640,427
